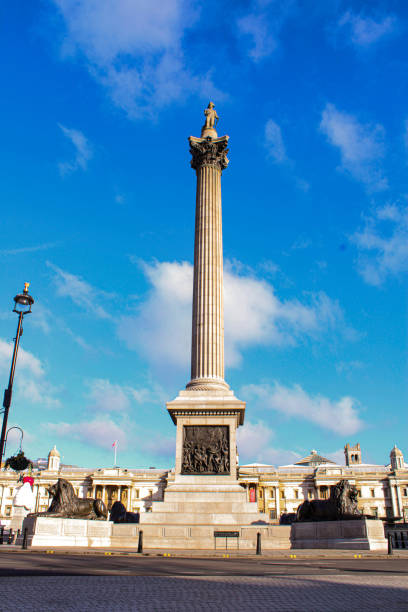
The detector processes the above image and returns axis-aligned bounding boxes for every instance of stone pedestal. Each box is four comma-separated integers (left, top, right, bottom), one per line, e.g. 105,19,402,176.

291,519,388,551
168,388,245,481
21,516,140,548
10,506,30,533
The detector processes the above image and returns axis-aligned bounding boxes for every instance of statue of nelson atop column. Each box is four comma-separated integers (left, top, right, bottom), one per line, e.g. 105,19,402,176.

201,102,219,138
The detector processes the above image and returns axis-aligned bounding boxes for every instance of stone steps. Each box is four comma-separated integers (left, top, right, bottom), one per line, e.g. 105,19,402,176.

150,501,259,514
162,490,248,502
140,512,268,525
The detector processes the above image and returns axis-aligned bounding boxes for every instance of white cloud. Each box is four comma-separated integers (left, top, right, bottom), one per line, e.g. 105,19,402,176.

237,421,300,466
0,339,44,378
45,376,166,453
265,119,286,163
18,379,61,409
117,260,192,373
338,11,396,47
336,361,364,375
4,426,35,452
320,103,387,191
52,0,221,119
141,434,175,459
351,203,408,285
237,13,277,62
0,242,59,256
118,259,352,374
87,379,131,414
236,0,295,63
85,378,164,413
324,448,345,465
48,418,128,451
264,118,309,189
0,339,60,408
242,382,364,435
58,124,93,175
47,262,113,319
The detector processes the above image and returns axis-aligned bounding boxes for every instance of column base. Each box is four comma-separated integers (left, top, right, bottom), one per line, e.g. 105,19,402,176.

186,377,230,392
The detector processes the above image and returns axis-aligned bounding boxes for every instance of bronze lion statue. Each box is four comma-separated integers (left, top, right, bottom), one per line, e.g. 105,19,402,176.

30,478,107,520
109,501,139,524
296,479,361,522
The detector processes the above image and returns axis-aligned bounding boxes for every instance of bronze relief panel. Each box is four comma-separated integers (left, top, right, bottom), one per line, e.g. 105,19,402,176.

181,425,230,475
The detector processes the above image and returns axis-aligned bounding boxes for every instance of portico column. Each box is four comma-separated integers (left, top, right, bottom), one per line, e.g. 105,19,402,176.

389,480,399,518
395,485,403,517
275,486,280,519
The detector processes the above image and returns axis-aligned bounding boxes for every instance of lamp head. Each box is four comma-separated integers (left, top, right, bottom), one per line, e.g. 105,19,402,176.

13,282,34,315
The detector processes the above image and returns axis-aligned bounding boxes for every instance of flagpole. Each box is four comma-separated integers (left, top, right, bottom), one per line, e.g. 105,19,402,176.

114,442,117,467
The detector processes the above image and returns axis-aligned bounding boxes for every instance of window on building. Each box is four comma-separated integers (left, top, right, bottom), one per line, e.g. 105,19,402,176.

148,489,153,497
371,507,378,518
281,490,285,499
135,489,139,498
320,486,328,500
269,489,275,498
269,510,276,520
370,489,375,498
259,489,263,499
295,490,299,499
5,506,11,516
308,490,314,499
403,488,408,497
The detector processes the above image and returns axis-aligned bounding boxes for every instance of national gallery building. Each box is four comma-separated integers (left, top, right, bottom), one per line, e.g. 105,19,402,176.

1,442,407,526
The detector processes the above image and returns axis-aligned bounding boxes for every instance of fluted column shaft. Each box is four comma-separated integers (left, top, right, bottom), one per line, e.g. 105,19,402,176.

187,135,229,391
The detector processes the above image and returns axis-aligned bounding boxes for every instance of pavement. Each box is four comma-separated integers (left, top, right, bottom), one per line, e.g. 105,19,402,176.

1,549,407,611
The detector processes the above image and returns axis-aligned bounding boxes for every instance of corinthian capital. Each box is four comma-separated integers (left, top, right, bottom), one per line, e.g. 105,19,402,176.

189,135,229,172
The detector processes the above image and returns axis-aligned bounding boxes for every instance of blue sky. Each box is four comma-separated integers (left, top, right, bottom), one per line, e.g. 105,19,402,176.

0,0,407,469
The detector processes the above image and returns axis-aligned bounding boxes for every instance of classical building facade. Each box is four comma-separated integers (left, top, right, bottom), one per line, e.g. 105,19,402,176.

239,445,408,522
0,443,406,526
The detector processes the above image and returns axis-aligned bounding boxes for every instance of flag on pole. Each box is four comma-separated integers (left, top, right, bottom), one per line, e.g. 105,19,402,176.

112,440,118,466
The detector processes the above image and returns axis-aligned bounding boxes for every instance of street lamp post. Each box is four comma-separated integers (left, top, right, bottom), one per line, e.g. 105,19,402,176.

0,283,34,466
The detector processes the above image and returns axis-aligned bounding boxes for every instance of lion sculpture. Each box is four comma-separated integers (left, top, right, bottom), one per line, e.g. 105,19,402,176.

296,479,361,522
109,501,139,524
30,478,107,520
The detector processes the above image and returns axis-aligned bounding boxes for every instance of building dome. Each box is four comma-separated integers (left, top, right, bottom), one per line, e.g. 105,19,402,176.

48,445,60,458
390,445,403,457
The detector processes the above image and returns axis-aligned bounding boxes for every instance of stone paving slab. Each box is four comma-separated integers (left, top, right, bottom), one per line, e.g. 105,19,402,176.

2,575,408,611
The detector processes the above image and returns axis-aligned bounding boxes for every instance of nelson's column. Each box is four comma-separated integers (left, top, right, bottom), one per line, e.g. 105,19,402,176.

140,104,267,549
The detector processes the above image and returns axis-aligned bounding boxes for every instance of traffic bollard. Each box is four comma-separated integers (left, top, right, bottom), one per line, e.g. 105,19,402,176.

388,533,393,555
137,530,143,554
256,531,261,555
22,528,28,550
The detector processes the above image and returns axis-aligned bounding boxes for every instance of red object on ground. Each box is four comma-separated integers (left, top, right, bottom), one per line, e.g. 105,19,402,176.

22,476,34,487
249,487,256,503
